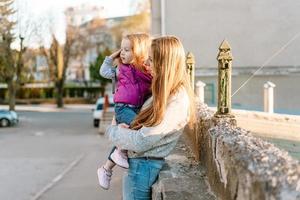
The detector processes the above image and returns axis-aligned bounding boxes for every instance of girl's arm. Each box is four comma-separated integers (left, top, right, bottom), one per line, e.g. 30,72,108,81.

99,56,115,79
106,90,189,153
99,49,121,79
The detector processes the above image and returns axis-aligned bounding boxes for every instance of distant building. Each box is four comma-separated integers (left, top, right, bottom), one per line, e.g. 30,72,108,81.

23,49,49,83
80,18,115,82
65,5,128,82
65,4,105,26
65,5,106,82
34,55,49,82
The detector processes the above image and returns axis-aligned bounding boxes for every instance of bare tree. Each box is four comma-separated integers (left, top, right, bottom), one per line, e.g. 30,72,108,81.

40,24,77,108
0,0,26,110
40,8,115,107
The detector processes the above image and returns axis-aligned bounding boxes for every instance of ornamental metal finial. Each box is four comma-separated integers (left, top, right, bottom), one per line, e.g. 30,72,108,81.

215,40,234,116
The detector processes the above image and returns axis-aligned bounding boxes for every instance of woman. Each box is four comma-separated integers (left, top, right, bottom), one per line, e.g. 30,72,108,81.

106,36,196,199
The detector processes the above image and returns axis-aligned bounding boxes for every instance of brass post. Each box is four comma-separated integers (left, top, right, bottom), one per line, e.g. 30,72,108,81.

215,40,234,117
186,52,195,91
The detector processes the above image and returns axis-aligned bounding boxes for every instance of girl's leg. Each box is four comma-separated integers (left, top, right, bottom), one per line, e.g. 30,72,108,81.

104,146,117,170
97,146,118,190
103,159,116,171
115,105,138,126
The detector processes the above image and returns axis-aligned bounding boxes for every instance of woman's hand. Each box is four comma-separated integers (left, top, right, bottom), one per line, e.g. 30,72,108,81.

111,116,129,129
118,123,129,129
109,49,121,60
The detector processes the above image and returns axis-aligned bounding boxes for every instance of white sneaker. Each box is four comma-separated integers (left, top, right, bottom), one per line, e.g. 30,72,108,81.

111,149,129,169
97,166,112,190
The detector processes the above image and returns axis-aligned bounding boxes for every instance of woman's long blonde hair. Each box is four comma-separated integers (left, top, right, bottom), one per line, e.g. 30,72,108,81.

131,36,196,130
123,33,151,72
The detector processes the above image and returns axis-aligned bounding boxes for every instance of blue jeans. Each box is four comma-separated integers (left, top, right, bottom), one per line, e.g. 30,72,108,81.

123,158,165,200
107,104,140,162
114,104,140,125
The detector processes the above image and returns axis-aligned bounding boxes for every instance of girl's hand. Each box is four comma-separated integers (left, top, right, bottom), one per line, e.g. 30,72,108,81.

109,49,121,60
111,116,117,125
143,63,152,75
118,123,129,129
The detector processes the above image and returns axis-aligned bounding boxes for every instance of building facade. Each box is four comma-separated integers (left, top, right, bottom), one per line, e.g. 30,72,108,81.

151,0,300,114
197,66,300,115
151,0,300,67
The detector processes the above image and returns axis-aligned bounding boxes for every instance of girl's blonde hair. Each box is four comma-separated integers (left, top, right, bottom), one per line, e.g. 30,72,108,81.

131,36,196,130
123,33,151,72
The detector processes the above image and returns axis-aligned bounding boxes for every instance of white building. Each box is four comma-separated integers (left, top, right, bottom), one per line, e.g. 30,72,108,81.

34,55,49,82
65,5,104,26
64,3,131,82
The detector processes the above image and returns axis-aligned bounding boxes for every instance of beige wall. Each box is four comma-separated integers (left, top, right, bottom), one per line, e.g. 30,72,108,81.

151,0,300,114
151,0,300,68
150,0,162,36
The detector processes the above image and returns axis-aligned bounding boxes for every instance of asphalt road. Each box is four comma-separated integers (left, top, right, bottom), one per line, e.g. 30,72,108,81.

0,109,124,200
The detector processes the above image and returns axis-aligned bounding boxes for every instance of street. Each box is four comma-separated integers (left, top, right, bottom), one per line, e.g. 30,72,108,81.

0,107,123,200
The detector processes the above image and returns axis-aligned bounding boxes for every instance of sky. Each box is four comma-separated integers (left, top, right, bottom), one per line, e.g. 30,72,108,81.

16,0,136,18
13,0,143,47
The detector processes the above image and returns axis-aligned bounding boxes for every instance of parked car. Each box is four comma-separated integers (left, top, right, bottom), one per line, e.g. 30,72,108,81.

93,96,114,127
0,110,18,127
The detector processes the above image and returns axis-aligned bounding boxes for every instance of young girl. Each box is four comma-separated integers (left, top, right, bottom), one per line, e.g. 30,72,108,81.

97,33,152,190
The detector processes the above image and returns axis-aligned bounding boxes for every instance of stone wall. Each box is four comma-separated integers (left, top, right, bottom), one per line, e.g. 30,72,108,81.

195,103,300,200
153,102,300,199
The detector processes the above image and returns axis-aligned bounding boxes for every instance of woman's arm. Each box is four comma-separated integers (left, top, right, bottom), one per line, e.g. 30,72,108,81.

99,56,115,79
106,125,164,153
106,90,189,153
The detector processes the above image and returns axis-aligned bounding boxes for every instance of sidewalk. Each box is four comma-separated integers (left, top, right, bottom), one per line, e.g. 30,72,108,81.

0,104,94,112
39,141,125,200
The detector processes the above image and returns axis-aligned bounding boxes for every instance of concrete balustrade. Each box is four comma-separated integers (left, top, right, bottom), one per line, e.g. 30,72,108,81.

196,81,206,103
264,81,276,113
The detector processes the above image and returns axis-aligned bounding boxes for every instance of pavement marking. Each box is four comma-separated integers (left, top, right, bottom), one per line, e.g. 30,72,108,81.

30,153,86,200
19,116,32,122
34,132,45,136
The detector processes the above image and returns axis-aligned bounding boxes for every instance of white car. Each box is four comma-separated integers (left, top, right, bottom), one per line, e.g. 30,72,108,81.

93,96,114,127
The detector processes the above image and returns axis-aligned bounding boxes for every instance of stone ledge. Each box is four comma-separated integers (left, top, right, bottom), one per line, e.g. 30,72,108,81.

152,137,216,200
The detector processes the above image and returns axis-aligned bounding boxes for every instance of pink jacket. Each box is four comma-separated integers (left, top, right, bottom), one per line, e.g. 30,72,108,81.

114,63,152,107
